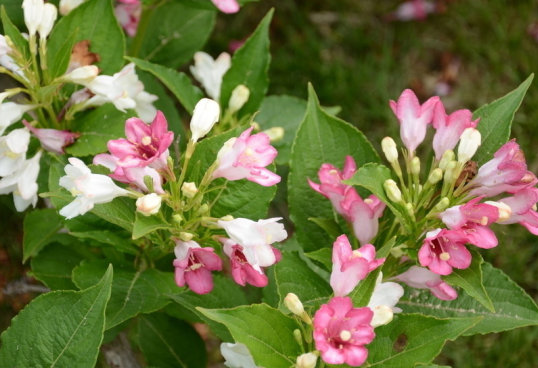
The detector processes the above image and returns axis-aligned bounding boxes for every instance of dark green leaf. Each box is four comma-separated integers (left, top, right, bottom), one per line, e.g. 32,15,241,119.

132,211,172,239
1,6,28,59
46,30,78,79
22,208,63,262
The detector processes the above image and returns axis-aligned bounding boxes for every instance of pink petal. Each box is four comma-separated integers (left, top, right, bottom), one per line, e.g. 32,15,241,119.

343,345,369,367
185,268,214,294
125,117,151,143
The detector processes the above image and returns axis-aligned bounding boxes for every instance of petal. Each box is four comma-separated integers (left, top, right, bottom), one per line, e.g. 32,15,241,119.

185,268,214,294
343,345,369,367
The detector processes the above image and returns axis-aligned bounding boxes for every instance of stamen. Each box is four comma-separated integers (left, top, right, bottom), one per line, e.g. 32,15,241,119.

340,330,352,342
439,252,451,261
141,136,152,145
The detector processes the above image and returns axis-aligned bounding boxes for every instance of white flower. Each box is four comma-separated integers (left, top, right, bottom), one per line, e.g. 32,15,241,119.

190,51,231,100
0,35,25,78
0,128,30,176
0,102,36,136
62,65,99,86
59,0,86,16
218,217,287,269
220,343,258,368
59,157,129,219
22,0,43,37
457,127,481,163
367,273,404,328
37,3,57,39
0,151,41,211
190,98,220,142
136,193,161,216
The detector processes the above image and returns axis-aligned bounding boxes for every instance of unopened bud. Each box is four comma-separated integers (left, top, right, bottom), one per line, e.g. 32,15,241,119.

443,161,457,183
173,213,183,224
405,202,414,218
293,329,303,346
37,3,58,39
190,98,220,143
136,193,161,216
428,168,443,185
228,84,250,114
381,137,398,163
263,127,285,142
284,293,304,316
384,179,402,203
197,203,209,215
181,182,198,198
439,150,455,170
457,128,481,163
250,122,261,131
485,201,512,222
220,215,234,221
296,352,318,368
370,305,394,327
179,232,194,241
410,156,420,175
433,197,450,212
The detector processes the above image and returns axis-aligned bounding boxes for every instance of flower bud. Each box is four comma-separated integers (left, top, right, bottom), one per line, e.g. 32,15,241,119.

405,202,414,218
179,232,194,241
293,329,303,346
433,197,450,212
173,213,183,224
428,168,443,185
384,179,402,203
22,0,43,37
443,161,457,183
410,156,420,175
296,352,318,368
228,84,250,114
220,215,234,221
262,127,285,142
181,182,198,199
284,293,304,316
439,149,455,170
136,193,161,216
370,305,394,327
457,128,481,163
190,98,220,143
37,3,57,39
250,121,261,131
63,65,99,86
197,203,209,215
485,201,512,222
381,137,398,163
59,0,84,16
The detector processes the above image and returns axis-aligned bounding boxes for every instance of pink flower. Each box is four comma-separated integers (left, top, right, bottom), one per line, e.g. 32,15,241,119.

390,0,436,22
330,235,385,297
418,229,472,275
173,240,223,294
22,120,79,154
313,297,375,367
499,187,538,235
211,0,239,14
105,110,174,170
395,266,458,301
212,127,280,186
470,140,537,197
432,102,479,160
114,0,141,37
221,238,281,287
389,89,439,153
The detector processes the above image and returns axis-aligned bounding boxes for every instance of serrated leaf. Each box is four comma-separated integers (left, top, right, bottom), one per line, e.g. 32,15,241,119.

137,313,206,368
47,0,125,74
22,208,63,262
288,84,379,252
199,304,301,368
128,57,204,114
0,265,113,367
444,250,494,312
399,262,538,335
366,314,480,367
220,10,273,117
72,261,180,329
473,74,533,164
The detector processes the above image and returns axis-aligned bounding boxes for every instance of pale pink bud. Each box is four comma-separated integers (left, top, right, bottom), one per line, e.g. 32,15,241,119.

136,193,161,216
23,120,79,154
211,0,240,14
296,353,318,368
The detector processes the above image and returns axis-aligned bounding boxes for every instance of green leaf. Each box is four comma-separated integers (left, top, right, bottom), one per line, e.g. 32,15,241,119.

366,314,481,367
0,1,23,28
444,250,494,312
308,217,343,239
0,265,113,367
473,74,533,164
69,230,138,255
167,275,249,341
92,197,136,232
1,6,28,59
199,304,301,368
399,262,538,335
128,57,204,114
72,261,180,329
288,84,379,252
46,30,78,80
132,211,172,239
256,95,307,165
305,248,332,271
220,10,273,116
22,208,63,262
274,252,332,311
47,0,125,74
137,2,215,68
137,313,207,368
66,104,131,157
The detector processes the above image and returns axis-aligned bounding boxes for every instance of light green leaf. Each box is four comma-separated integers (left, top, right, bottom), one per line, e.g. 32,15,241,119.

288,84,379,251
220,10,273,117
1,6,29,60
128,56,204,114
46,30,78,80
366,314,481,367
0,265,113,367
137,313,207,368
199,304,302,368
69,230,138,255
72,261,180,329
91,197,136,232
399,262,538,335
47,0,125,74
473,74,533,164
444,250,494,312
132,212,172,239
22,208,63,262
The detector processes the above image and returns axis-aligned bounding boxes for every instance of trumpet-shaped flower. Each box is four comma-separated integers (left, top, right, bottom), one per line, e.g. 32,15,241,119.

190,98,220,142
213,127,280,186
389,89,439,153
190,52,231,100
173,240,222,294
498,187,538,235
418,229,472,275
0,151,41,211
211,0,240,14
23,120,79,154
330,234,385,297
59,158,129,219
37,3,57,39
395,265,458,300
342,190,386,245
114,0,141,37
218,217,287,270
313,297,375,367
0,128,30,176
432,102,479,160
0,35,25,78
0,102,36,136
367,273,404,327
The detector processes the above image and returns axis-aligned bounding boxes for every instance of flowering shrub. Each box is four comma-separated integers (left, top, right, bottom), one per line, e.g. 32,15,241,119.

0,1,537,367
